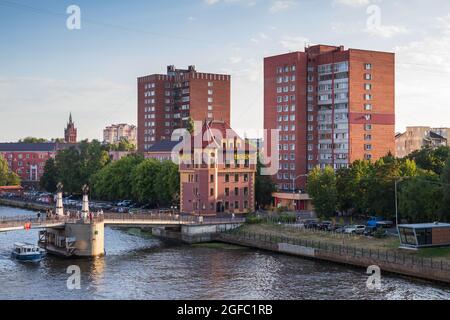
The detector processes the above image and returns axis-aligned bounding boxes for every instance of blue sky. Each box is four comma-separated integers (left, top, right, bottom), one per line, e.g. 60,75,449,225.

1,0,450,141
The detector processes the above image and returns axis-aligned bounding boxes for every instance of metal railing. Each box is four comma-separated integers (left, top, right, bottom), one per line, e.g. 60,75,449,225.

219,230,450,272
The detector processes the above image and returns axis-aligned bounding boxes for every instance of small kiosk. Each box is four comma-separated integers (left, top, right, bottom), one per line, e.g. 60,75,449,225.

398,222,450,249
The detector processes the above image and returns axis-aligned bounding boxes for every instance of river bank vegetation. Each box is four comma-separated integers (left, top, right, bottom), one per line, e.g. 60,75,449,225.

306,147,450,223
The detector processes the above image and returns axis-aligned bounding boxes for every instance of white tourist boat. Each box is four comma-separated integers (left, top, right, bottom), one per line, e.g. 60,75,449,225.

11,243,46,262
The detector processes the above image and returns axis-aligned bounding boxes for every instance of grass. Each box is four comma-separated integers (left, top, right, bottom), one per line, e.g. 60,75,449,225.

238,223,450,262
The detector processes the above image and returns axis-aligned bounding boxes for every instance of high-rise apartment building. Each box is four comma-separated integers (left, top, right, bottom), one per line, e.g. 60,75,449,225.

264,45,395,191
137,65,231,152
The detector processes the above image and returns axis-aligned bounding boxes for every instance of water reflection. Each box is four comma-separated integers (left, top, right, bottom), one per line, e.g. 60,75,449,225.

1,206,450,300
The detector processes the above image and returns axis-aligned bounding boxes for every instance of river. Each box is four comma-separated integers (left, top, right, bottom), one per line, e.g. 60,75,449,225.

1,206,450,300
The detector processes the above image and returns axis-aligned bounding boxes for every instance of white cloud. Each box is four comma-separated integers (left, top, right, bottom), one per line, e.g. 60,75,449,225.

333,0,371,7
366,24,409,38
269,1,296,13
395,14,450,130
279,35,309,51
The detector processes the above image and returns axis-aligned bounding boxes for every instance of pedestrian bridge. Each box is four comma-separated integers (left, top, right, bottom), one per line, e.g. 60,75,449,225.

0,213,245,233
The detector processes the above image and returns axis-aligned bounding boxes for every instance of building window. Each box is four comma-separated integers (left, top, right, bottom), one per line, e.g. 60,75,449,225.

364,104,372,111
365,84,372,90
225,188,230,196
365,73,372,80
365,63,372,70
225,174,230,183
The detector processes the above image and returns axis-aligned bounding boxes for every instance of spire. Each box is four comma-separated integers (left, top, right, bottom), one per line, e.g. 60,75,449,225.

69,112,73,124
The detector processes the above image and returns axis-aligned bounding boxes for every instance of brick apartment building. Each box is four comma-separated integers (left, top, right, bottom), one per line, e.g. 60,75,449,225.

137,65,231,153
396,126,449,158
179,120,256,216
264,45,395,191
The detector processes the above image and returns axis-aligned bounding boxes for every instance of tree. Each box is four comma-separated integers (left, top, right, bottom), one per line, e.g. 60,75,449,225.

91,154,144,201
307,166,337,218
131,159,161,204
108,138,137,152
0,156,20,186
408,146,450,175
186,117,195,134
18,137,47,143
441,157,450,216
154,161,180,206
255,157,276,209
398,172,442,223
40,158,58,192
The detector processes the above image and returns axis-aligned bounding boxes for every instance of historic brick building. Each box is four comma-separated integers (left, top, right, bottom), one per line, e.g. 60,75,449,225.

179,120,256,216
0,143,58,188
264,45,395,191
64,113,77,143
137,65,231,152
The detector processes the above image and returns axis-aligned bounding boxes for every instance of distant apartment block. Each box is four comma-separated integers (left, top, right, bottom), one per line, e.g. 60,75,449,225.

137,65,231,152
396,127,449,158
264,45,395,191
103,123,137,146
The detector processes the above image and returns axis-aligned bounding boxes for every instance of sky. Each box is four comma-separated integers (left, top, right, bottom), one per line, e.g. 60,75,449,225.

1,0,450,142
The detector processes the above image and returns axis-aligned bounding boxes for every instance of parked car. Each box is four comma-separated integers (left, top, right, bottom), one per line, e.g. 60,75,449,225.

304,220,319,229
344,225,366,234
317,221,333,231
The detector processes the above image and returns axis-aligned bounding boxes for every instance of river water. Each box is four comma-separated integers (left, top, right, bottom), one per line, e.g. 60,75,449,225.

1,206,450,300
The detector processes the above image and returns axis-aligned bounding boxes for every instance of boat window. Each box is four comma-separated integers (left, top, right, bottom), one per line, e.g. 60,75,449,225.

416,228,432,246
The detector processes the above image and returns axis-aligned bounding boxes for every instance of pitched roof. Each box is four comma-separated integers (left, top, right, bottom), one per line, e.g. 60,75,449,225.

146,140,182,153
0,143,57,152
429,131,447,140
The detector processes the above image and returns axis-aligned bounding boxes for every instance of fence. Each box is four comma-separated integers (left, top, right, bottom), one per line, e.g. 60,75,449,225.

220,230,450,272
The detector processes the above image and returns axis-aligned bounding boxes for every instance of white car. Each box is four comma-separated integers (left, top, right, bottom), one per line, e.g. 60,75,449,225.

344,225,366,234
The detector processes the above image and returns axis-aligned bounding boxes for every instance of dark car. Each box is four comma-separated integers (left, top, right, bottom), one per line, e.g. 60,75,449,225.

317,221,333,231
304,220,319,229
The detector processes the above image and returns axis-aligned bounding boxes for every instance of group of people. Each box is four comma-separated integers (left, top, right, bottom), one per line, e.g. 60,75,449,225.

36,209,105,222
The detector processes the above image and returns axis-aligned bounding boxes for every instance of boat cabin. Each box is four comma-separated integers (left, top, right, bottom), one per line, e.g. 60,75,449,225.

398,222,450,249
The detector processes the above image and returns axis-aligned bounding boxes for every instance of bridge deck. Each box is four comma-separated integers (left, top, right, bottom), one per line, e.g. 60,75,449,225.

0,214,245,232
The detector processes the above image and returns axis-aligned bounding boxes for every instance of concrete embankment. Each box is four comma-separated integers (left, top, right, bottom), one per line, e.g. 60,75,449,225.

0,198,51,212
214,232,450,284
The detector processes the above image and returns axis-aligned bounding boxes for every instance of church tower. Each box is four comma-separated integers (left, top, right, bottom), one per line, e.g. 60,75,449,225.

64,113,77,143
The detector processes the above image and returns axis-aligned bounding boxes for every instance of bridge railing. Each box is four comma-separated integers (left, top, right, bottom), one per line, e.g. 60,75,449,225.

0,216,76,229
102,213,246,225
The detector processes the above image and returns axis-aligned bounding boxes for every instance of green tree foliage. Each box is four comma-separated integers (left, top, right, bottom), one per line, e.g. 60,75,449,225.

18,137,47,143
255,157,276,209
39,158,58,192
154,161,180,206
107,138,137,152
41,140,110,194
441,157,450,215
0,155,21,186
408,146,450,175
91,154,144,201
132,158,161,204
399,172,442,223
307,166,337,218
92,156,179,206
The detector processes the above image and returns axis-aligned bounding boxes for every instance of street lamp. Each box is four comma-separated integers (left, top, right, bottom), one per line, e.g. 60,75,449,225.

395,177,412,231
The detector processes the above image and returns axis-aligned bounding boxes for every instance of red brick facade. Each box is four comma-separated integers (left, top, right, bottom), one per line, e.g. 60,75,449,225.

179,121,256,216
137,66,231,153
264,45,395,191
